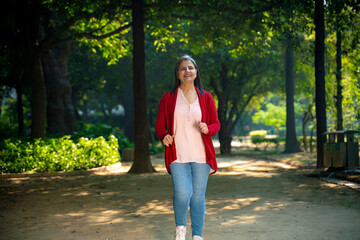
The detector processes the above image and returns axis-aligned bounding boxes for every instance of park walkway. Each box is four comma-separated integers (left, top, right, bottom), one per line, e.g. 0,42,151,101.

1,154,360,240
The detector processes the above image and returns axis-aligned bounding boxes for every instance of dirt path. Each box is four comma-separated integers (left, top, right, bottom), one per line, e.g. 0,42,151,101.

1,155,360,240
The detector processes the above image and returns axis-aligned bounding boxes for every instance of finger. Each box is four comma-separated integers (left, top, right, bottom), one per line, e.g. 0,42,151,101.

167,135,174,145
198,122,206,128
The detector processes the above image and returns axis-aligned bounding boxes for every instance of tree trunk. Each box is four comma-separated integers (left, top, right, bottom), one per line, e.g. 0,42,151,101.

15,85,25,137
122,80,135,141
210,66,233,155
22,0,46,139
42,41,78,136
302,112,309,152
284,33,302,153
336,27,343,134
128,0,155,173
310,126,315,153
218,93,232,154
30,53,47,139
315,0,327,168
219,133,232,154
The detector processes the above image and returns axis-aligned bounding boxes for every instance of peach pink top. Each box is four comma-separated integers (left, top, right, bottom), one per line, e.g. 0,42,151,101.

173,88,207,163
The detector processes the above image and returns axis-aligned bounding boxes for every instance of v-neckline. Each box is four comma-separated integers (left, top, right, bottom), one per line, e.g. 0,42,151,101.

179,88,198,105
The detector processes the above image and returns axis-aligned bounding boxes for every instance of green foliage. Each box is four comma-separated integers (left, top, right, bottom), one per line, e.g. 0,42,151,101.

149,141,165,155
249,130,285,150
252,102,286,135
0,135,120,173
72,121,134,151
249,130,267,145
0,118,17,140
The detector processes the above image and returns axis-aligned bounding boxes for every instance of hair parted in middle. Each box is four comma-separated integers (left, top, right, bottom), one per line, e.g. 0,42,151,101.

171,55,204,96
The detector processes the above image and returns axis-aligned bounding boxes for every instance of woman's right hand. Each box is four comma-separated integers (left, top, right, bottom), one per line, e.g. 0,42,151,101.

162,134,174,147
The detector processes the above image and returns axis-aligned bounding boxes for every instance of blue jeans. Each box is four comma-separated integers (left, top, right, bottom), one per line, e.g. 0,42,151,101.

170,162,210,237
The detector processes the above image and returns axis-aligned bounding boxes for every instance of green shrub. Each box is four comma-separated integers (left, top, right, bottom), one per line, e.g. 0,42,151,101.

72,121,134,152
149,141,165,155
249,130,267,145
0,135,120,173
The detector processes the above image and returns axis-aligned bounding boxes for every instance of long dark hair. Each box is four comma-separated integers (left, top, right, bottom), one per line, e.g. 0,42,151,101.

171,55,204,96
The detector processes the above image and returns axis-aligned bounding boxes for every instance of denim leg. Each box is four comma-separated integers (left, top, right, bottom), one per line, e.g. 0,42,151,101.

170,162,192,227
189,163,210,237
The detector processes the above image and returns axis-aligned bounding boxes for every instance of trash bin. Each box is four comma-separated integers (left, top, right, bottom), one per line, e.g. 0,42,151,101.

323,130,360,170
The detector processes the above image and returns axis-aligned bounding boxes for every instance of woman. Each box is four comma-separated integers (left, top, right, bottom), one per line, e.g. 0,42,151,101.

155,55,220,240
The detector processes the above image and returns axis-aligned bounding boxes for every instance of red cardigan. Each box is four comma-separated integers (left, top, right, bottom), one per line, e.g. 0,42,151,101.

155,87,220,174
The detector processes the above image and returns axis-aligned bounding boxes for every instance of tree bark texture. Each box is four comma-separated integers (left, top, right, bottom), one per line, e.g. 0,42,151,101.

211,66,233,154
315,0,327,168
122,80,135,141
128,0,155,173
284,33,301,153
21,0,46,139
30,53,47,139
42,41,78,136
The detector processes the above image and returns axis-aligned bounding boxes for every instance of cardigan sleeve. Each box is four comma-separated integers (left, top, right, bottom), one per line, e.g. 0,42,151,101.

205,92,221,137
155,93,169,141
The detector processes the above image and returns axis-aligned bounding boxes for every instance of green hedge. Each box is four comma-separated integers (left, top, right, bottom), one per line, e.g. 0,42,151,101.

0,135,120,173
73,121,134,152
249,130,267,145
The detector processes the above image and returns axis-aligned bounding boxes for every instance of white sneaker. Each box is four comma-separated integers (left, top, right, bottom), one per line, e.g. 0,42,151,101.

175,226,186,240
193,236,203,240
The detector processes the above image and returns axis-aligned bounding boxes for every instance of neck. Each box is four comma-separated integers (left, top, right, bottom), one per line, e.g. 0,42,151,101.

179,82,196,92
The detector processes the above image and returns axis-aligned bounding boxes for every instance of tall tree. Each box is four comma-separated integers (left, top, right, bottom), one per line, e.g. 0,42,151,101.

42,41,78,136
22,0,47,139
315,0,327,168
14,0,132,138
128,0,155,173
284,32,302,153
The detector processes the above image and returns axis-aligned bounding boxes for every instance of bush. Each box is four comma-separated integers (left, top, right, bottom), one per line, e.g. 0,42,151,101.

0,135,120,173
73,121,134,152
249,130,267,145
149,141,165,155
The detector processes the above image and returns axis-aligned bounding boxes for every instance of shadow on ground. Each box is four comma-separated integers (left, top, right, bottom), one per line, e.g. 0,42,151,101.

1,154,360,240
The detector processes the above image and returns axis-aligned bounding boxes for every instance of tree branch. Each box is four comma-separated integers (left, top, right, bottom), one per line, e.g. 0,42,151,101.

230,79,260,132
49,22,133,48
210,76,222,102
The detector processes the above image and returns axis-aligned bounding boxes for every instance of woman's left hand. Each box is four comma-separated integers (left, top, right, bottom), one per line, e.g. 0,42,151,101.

197,122,209,134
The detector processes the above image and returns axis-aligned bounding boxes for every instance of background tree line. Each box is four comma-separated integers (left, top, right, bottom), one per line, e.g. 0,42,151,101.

1,0,359,172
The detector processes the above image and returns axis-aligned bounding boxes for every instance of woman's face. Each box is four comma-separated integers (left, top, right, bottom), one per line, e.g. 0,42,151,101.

178,60,197,85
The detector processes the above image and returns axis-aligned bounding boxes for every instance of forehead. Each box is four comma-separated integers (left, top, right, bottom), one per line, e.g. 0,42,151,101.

179,60,195,68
